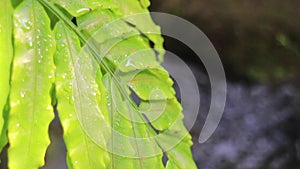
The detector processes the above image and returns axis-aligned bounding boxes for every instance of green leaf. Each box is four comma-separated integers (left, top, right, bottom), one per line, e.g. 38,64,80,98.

75,1,164,62
140,99,182,131
140,95,197,169
77,10,162,73
103,36,160,72
7,0,55,168
0,106,9,153
77,9,118,37
158,120,196,169
53,21,110,169
113,0,165,61
77,9,139,43
51,0,118,17
123,69,175,100
0,0,13,151
165,140,197,169
103,74,165,169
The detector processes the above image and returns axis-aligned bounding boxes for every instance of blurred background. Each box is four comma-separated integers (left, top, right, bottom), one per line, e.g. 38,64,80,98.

150,0,300,169
1,0,299,169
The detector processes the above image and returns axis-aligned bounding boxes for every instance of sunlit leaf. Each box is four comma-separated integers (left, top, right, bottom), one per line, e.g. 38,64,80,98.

7,0,55,168
51,0,118,17
54,21,111,169
103,74,165,169
0,0,13,151
113,0,165,61
123,69,175,100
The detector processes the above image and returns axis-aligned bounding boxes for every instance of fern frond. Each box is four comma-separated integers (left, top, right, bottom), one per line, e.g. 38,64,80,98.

0,0,198,168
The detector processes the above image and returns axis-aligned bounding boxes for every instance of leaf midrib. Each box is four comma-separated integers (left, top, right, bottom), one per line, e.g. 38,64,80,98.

25,1,39,165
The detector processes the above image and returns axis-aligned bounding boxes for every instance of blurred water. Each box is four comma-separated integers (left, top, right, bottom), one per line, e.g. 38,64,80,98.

187,64,300,169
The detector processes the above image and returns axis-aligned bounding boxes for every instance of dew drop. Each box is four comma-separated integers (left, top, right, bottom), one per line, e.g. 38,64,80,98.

125,58,135,67
11,100,20,107
20,92,25,98
62,73,67,79
76,8,90,15
23,58,31,63
37,41,41,47
57,43,66,51
21,20,32,32
28,41,33,47
56,33,62,40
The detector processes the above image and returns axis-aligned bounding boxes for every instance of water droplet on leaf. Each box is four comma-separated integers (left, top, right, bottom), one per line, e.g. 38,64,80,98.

20,92,25,98
56,33,62,40
21,20,32,32
76,8,90,15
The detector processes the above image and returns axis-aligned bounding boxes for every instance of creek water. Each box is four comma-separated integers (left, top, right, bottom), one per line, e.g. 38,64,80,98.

187,64,300,169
